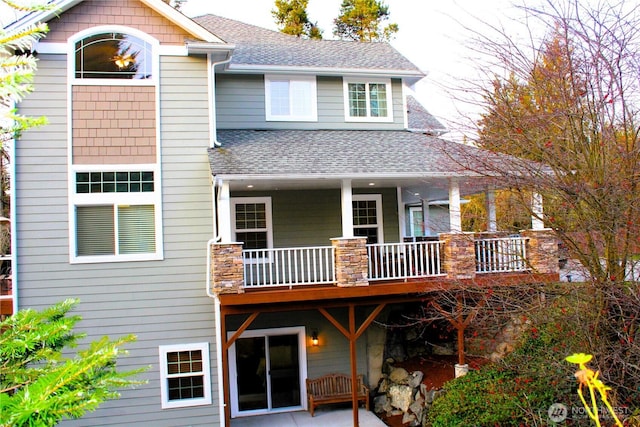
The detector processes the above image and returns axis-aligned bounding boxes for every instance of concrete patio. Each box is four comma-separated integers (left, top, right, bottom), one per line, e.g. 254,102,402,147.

230,408,387,426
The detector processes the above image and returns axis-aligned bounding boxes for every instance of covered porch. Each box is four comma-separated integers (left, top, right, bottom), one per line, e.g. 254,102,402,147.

208,129,558,426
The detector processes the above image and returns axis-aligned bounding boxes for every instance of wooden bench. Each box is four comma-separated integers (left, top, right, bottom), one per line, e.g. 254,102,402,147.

306,373,369,417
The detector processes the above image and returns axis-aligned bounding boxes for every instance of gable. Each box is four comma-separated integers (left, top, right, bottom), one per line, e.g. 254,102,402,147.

44,0,192,45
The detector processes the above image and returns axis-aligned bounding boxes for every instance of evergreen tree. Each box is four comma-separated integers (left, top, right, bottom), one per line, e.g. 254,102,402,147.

333,0,398,42
272,0,322,39
0,299,146,427
1,0,51,145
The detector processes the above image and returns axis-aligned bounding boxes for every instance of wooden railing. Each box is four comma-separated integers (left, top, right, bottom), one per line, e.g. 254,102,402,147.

366,241,444,281
475,236,528,273
242,246,335,288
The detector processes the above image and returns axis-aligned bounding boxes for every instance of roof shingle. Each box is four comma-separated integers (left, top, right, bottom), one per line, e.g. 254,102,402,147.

193,14,424,74
209,129,495,177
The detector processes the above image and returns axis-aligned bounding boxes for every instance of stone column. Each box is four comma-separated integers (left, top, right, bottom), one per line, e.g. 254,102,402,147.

331,237,369,287
439,232,476,280
520,229,559,274
210,242,245,294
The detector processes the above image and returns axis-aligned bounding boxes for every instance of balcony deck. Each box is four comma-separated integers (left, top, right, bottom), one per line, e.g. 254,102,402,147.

213,233,560,309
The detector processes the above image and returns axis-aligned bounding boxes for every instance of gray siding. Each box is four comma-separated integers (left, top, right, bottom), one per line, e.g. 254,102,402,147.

216,74,406,130
15,54,220,426
231,188,401,247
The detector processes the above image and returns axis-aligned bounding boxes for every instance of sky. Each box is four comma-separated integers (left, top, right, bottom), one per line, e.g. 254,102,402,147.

179,0,522,136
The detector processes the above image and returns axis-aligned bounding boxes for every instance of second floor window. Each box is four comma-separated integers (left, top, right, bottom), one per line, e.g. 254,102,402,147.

75,32,153,80
71,169,162,263
343,78,393,122
265,75,317,121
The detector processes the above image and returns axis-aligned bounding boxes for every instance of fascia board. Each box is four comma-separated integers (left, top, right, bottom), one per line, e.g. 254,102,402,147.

225,64,425,78
212,172,487,181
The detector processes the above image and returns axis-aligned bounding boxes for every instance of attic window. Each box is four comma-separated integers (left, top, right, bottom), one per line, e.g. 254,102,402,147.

75,32,152,79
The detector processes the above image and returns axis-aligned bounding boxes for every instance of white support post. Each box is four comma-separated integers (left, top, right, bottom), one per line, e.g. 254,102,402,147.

531,192,545,230
486,188,497,232
341,179,354,238
397,187,405,241
449,179,462,232
218,181,232,243
421,199,430,236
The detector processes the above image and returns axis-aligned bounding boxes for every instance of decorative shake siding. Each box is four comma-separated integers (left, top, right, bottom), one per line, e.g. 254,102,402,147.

44,0,191,45
72,86,156,164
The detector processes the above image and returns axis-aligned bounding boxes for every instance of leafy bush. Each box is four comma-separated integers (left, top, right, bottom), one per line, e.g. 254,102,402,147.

427,289,592,426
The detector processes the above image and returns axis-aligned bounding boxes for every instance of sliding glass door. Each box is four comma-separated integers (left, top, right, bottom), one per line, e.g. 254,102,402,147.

229,327,307,417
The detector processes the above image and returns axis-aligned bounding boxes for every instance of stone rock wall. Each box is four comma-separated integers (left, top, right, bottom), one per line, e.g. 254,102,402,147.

373,360,443,427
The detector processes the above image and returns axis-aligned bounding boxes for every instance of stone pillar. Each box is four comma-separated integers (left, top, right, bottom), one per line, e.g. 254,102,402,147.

440,232,476,280
210,242,245,294
331,237,368,287
520,229,559,274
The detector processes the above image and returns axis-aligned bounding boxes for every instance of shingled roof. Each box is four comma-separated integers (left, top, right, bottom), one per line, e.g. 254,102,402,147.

208,129,498,178
407,95,448,135
193,14,424,77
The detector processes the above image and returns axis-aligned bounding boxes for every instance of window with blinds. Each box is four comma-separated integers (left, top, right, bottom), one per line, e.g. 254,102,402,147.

76,205,155,256
72,169,160,262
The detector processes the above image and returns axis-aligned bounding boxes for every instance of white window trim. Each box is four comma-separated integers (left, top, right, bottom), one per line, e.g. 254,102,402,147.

265,75,318,122
409,206,425,237
69,164,164,264
343,77,393,122
159,342,212,410
231,196,274,250
353,194,384,243
228,326,308,417
68,25,159,86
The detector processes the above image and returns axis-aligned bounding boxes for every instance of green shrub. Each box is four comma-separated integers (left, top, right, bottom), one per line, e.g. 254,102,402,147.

427,289,591,426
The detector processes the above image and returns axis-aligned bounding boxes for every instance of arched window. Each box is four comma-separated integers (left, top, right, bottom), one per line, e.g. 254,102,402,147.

75,32,152,79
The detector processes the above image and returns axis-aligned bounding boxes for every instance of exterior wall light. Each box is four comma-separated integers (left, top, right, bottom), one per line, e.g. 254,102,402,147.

311,329,319,346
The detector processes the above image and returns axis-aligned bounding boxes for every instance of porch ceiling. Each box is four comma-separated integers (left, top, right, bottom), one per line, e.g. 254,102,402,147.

222,175,492,201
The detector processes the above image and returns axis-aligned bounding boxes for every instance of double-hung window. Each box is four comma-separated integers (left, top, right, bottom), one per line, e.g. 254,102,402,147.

71,168,162,263
231,197,273,251
353,194,384,244
343,78,393,122
159,342,212,409
265,75,317,121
